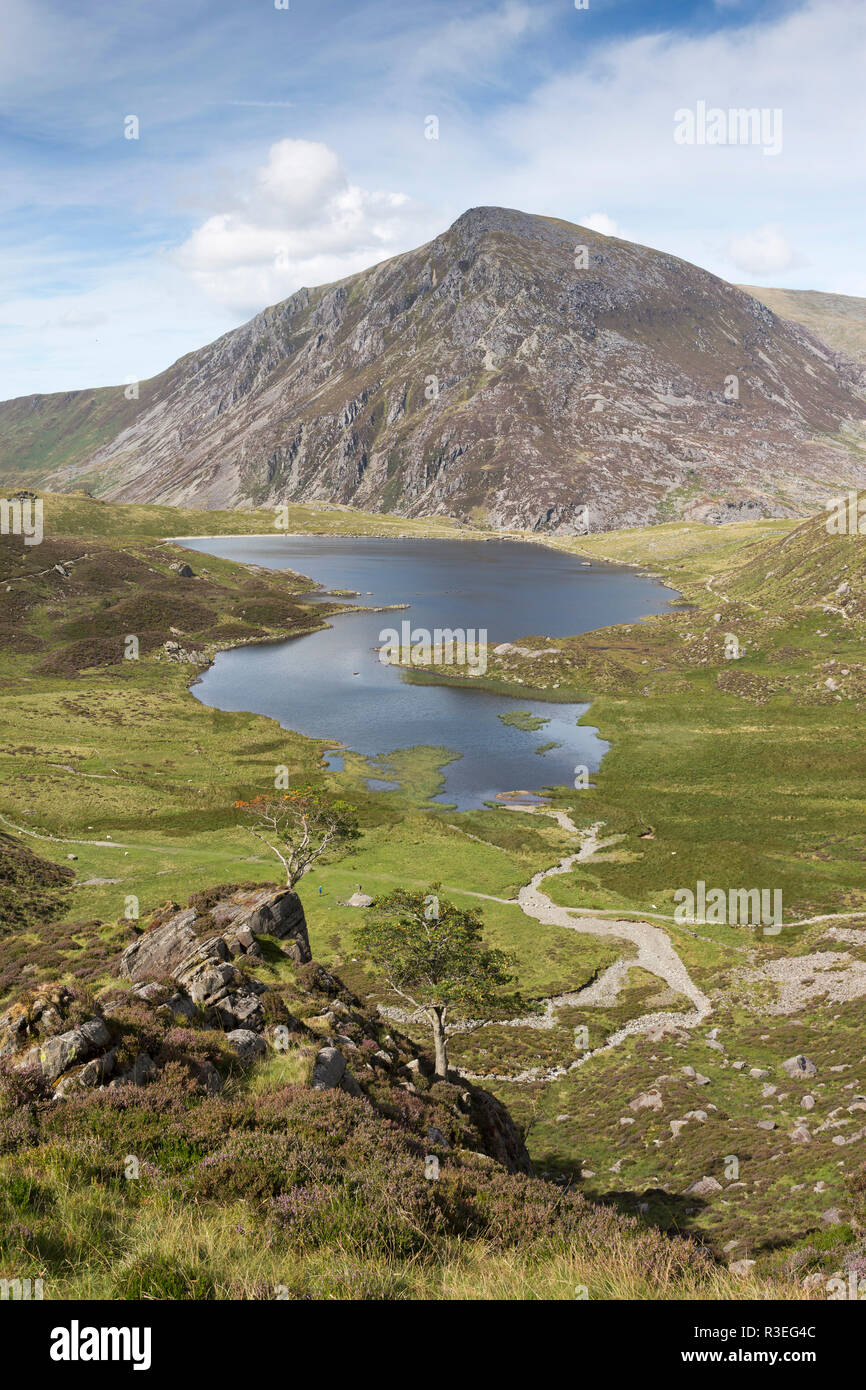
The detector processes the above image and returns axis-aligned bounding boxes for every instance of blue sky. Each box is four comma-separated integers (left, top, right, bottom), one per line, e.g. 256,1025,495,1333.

2,0,864,397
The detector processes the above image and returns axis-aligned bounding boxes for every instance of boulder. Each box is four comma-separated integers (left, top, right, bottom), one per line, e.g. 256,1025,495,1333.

340,1069,363,1098
0,985,76,1058
156,993,197,1023
195,1060,223,1095
312,1046,347,1090
225,1029,267,1063
782,1054,818,1079
0,1004,28,1058
119,888,310,999
182,959,240,1008
126,1052,157,1087
346,892,374,908
684,1176,722,1197
210,990,264,1032
629,1089,663,1112
79,1050,116,1087
38,1019,111,1083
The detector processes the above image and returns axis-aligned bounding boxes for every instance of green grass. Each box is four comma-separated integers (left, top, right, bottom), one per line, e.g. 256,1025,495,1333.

4,494,866,1288
498,710,550,731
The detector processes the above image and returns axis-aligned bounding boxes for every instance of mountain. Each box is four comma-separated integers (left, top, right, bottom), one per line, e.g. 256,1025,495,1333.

2,206,866,531
738,285,866,368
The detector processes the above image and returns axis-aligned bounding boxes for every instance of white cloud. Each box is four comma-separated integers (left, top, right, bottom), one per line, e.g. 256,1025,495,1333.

726,223,804,277
175,138,434,314
402,1,539,83
579,212,620,237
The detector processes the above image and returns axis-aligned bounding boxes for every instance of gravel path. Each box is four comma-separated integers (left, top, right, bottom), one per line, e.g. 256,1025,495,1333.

456,808,713,1082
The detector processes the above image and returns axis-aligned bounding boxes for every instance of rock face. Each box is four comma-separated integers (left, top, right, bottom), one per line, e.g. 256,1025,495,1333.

119,885,311,988
4,206,864,530
0,881,532,1177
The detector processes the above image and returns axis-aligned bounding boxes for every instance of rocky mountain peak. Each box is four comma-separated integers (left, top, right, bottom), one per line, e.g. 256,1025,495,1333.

1,206,865,530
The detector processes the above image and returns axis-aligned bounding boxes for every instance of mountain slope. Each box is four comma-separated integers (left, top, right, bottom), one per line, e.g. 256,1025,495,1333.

738,285,866,367
2,207,866,531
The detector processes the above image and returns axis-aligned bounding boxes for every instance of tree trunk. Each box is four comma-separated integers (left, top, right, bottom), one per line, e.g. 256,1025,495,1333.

430,1007,449,1080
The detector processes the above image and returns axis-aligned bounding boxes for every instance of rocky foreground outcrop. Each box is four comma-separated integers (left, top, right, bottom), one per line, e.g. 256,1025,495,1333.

0,882,531,1174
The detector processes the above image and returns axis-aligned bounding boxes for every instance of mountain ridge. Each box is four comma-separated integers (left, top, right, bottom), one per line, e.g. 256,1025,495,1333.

2,206,866,532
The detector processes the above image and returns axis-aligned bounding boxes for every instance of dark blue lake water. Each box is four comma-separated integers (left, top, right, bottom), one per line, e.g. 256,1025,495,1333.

178,535,677,810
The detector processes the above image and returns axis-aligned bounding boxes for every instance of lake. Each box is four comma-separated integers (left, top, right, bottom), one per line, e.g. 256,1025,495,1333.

178,535,678,810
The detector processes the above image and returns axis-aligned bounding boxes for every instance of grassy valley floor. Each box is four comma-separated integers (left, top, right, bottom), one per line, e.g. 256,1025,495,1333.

2,493,866,1296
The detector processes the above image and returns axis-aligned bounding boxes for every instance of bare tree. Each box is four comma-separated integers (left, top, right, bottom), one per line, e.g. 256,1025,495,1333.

234,786,358,888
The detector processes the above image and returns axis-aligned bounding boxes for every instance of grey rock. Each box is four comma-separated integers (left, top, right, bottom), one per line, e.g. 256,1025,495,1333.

339,1069,363,1098
118,909,198,983
196,1060,223,1095
39,1019,111,1083
311,1046,347,1090
211,990,264,1032
684,1176,723,1197
128,1052,157,1086
79,1050,116,1087
629,1089,664,1112
782,1054,818,1079
225,1029,267,1063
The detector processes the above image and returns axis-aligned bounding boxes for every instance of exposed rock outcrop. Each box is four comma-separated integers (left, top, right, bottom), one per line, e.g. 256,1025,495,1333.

0,881,532,1176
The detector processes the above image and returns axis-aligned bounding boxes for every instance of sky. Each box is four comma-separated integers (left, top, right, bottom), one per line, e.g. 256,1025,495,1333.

1,0,864,399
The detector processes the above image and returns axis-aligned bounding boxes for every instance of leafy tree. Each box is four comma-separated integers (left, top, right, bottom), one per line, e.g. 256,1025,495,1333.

354,885,523,1079
234,786,359,888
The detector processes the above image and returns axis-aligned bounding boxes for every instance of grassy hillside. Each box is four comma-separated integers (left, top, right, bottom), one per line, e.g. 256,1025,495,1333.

740,285,866,366
3,494,866,1296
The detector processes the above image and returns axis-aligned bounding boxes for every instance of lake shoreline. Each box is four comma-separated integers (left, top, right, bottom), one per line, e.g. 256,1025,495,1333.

177,533,675,809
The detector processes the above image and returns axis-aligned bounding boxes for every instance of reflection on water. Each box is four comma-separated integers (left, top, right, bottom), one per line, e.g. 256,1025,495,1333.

179,536,677,810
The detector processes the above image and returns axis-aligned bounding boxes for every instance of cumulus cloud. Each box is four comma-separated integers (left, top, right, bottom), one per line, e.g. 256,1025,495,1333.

175,139,434,313
725,223,805,277
579,213,620,237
